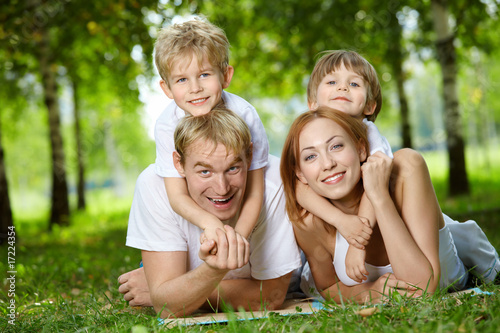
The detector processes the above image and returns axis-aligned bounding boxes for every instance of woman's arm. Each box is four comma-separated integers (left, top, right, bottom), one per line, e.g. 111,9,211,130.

361,150,442,293
320,272,419,304
294,218,415,304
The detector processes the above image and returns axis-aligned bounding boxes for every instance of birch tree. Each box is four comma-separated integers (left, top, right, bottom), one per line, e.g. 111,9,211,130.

430,0,470,195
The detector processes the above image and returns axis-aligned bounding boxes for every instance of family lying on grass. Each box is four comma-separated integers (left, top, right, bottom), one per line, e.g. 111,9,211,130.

117,18,500,318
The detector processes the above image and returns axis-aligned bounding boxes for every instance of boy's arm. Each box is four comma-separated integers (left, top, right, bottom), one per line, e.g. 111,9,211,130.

233,168,264,238
345,246,368,283
164,177,224,239
296,181,372,249
345,193,373,283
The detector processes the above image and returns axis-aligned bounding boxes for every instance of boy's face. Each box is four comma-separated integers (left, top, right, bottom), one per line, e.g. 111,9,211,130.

310,63,375,119
160,55,234,116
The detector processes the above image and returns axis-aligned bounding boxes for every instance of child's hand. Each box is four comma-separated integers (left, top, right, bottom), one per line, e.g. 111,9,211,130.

200,226,223,255
345,246,369,283
336,215,372,250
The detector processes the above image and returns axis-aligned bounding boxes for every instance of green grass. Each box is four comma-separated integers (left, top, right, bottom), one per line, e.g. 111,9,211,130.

1,147,500,332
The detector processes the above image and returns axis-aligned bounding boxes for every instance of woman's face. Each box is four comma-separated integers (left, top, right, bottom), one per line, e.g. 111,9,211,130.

296,117,366,202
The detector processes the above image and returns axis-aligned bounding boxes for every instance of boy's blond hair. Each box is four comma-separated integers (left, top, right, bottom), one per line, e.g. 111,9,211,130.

307,50,382,122
174,107,252,166
154,18,230,83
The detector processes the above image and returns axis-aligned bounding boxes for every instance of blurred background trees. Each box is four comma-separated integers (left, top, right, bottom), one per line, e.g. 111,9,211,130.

1,0,499,234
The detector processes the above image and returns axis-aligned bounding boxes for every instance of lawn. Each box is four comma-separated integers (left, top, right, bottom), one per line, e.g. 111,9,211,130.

1,149,500,332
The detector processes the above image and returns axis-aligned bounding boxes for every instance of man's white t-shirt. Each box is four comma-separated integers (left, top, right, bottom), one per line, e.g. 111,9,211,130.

126,155,301,281
363,119,393,158
154,91,270,178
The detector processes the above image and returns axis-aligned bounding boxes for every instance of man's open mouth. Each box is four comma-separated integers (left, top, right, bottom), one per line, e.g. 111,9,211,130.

208,195,234,204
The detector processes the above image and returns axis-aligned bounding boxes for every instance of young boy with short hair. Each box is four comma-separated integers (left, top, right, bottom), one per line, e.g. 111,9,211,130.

153,18,269,250
304,50,500,285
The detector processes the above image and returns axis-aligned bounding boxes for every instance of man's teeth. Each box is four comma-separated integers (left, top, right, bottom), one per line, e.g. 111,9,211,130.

323,173,344,182
210,197,231,203
191,98,207,103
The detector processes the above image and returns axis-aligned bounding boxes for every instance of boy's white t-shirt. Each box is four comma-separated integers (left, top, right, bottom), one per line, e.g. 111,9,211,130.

126,155,301,281
154,91,269,178
363,119,393,158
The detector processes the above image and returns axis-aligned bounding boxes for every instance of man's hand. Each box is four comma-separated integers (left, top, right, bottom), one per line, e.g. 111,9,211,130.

118,267,153,307
336,215,372,249
345,246,368,283
199,225,250,270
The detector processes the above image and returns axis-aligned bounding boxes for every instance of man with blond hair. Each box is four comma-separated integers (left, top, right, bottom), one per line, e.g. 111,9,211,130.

118,108,301,318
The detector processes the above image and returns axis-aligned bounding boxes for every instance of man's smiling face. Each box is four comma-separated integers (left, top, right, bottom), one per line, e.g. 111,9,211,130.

174,140,249,222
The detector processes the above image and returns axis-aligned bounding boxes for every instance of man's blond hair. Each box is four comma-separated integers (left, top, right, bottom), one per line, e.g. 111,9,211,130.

174,107,252,165
154,18,230,82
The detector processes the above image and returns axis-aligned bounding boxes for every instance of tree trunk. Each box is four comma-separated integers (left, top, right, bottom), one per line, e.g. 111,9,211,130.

0,114,14,245
431,0,470,196
389,19,412,148
39,27,70,228
104,121,127,197
72,78,86,210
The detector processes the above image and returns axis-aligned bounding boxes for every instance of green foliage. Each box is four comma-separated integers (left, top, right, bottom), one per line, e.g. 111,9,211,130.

2,0,500,221
0,0,160,222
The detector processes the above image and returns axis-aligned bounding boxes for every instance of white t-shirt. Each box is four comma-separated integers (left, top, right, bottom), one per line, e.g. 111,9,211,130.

154,91,270,178
363,119,393,158
126,155,301,281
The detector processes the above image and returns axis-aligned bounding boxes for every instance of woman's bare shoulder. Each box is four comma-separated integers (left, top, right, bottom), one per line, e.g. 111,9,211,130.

293,214,335,253
293,213,329,232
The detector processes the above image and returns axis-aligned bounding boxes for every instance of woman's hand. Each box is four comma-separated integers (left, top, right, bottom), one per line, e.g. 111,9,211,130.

361,152,393,204
364,273,420,303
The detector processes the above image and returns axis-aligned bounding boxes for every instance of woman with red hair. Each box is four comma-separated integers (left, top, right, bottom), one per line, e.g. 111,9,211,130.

280,106,499,303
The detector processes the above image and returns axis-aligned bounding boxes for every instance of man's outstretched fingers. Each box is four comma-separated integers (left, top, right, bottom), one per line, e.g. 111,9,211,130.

117,267,153,307
117,273,127,285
